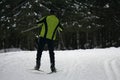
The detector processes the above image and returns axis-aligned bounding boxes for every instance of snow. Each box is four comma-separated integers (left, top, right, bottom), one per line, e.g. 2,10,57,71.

0,47,120,80
0,48,22,53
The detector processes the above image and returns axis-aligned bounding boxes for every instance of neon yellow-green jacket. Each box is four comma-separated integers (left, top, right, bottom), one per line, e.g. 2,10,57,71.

37,15,63,40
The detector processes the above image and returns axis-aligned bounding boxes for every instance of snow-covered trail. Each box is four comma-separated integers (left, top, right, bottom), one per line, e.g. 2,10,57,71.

0,48,120,80
104,58,120,80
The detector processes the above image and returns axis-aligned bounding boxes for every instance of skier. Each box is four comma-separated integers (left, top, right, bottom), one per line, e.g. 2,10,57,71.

34,9,63,73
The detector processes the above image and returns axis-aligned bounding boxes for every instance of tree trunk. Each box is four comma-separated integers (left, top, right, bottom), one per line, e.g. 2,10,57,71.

76,30,80,49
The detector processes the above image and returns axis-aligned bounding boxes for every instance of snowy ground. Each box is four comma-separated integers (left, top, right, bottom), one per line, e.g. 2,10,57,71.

0,47,120,80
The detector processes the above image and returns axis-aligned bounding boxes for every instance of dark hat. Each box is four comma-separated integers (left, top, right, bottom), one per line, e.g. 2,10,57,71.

50,9,56,14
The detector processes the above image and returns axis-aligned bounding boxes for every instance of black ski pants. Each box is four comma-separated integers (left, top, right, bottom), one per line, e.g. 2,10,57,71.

36,37,55,69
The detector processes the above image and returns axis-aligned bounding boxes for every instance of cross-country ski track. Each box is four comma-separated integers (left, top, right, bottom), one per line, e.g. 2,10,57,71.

0,47,120,80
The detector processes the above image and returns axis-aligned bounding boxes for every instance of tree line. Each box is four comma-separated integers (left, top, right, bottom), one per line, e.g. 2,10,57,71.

0,0,120,51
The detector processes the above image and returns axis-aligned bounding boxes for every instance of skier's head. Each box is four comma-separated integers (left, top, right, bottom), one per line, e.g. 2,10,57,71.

50,8,61,18
50,8,56,15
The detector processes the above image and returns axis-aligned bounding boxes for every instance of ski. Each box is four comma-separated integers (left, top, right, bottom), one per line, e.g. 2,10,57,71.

47,72,56,74
47,69,62,74
29,69,61,74
29,69,45,74
36,70,57,74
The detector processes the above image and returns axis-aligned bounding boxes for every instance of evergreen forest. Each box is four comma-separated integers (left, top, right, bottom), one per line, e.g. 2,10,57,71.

0,0,120,50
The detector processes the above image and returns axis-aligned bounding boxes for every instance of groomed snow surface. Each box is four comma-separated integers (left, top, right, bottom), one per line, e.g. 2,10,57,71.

0,47,120,80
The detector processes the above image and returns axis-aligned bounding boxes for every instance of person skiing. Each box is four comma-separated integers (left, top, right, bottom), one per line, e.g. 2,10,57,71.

34,9,63,73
